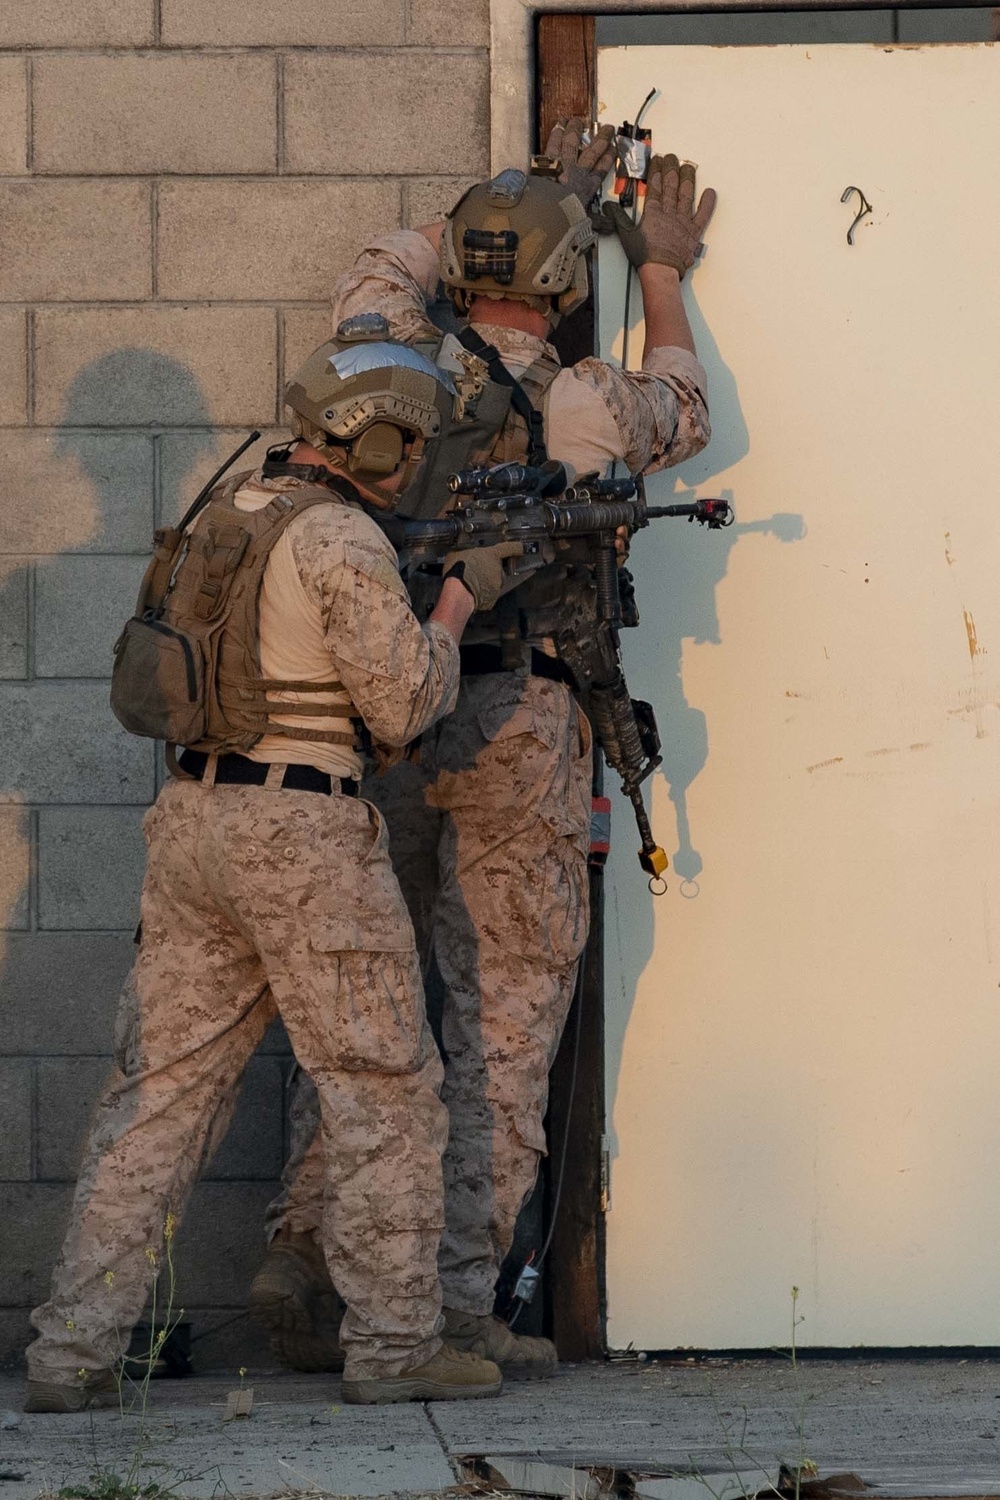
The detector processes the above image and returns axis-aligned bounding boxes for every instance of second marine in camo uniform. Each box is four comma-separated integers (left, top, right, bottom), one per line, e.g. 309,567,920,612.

251,125,718,1379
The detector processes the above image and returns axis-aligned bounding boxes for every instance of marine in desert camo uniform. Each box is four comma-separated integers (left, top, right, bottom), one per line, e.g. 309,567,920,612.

252,128,718,1381
24,332,526,1411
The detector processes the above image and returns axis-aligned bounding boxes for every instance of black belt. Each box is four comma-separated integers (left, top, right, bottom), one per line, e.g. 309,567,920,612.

460,645,575,688
177,750,358,797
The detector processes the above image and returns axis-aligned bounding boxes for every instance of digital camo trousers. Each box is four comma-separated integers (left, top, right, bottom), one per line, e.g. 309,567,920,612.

267,670,592,1315
28,778,447,1384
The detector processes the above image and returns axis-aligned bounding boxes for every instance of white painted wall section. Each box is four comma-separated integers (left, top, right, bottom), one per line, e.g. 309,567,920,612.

597,43,1000,1349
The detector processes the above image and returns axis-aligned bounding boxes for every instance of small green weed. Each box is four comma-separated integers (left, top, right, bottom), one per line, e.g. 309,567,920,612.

58,1475,171,1500
58,1214,205,1500
682,1286,819,1500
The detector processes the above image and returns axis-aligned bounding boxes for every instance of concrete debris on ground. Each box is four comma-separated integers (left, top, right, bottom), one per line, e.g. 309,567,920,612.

1,1360,999,1499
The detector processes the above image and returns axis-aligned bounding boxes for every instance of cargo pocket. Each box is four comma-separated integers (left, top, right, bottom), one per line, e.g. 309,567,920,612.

299,799,425,1073
303,945,426,1074
476,691,559,751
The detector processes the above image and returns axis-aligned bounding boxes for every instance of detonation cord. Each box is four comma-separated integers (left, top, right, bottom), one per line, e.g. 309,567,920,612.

618,87,656,380
507,947,587,1329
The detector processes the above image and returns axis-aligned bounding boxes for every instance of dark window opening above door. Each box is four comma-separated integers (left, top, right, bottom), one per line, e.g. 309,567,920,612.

596,7,999,46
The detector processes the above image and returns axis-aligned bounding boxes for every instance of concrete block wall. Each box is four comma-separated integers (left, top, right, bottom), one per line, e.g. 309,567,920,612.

0,0,488,1368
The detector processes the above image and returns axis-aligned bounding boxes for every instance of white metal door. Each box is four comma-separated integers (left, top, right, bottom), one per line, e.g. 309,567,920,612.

597,42,1000,1348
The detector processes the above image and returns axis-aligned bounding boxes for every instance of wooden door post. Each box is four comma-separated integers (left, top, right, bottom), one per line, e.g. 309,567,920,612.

536,12,606,1360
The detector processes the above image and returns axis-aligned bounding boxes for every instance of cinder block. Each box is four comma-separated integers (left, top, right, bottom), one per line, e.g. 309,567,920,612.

36,1053,286,1182
163,0,403,46
0,1308,31,1369
0,431,153,556
158,178,400,301
408,0,489,48
181,1305,273,1372
35,307,277,428
170,1182,276,1306
0,0,153,47
0,804,31,930
0,567,28,680
0,682,154,804
0,57,27,174
0,1059,33,1180
284,52,489,176
205,1056,288,1181
0,934,134,1056
0,1183,74,1308
38,806,147,930
0,308,27,425
157,428,284,526
407,175,479,228
33,54,276,175
35,1056,113,1181
0,181,151,302
34,555,147,679
282,307,336,389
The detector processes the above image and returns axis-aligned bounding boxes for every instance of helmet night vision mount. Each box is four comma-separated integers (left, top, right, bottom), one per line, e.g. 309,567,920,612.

441,168,596,325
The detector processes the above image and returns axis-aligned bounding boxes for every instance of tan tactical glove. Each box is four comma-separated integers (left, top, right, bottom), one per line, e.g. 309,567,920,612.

443,541,525,612
544,116,617,209
605,153,717,278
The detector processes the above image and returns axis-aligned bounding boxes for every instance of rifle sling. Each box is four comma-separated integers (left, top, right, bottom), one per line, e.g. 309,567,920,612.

457,326,549,469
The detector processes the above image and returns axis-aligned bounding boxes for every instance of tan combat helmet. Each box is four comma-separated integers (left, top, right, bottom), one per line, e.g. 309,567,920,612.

284,312,459,506
440,168,595,325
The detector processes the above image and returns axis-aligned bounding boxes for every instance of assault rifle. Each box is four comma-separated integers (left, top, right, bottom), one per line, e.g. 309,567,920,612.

382,461,732,892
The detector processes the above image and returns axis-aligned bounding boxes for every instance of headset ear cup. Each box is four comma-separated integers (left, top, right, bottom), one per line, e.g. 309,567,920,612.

348,422,404,477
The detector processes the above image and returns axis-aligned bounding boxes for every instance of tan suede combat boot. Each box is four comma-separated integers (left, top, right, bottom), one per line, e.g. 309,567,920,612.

24,1369,120,1413
442,1308,557,1380
248,1228,345,1372
341,1342,502,1404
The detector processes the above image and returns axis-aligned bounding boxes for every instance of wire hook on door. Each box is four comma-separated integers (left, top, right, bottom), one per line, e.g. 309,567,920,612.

840,185,872,246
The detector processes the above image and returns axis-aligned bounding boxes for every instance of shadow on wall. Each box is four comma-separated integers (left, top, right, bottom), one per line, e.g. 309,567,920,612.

55,348,217,520
2,348,216,939
603,291,806,1146
0,351,244,1367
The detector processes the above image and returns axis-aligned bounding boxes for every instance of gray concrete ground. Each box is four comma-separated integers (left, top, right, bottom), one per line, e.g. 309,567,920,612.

1,1360,998,1500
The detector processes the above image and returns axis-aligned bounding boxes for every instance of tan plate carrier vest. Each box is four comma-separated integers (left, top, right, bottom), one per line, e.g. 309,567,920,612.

111,474,361,756
398,330,560,521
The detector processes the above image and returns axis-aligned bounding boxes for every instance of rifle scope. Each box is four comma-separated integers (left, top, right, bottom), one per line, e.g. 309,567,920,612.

448,462,568,496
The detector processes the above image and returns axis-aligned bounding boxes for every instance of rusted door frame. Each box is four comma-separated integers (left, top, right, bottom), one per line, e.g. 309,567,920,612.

536,14,605,1360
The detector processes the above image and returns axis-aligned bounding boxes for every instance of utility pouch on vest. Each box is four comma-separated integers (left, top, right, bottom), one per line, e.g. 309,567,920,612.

110,504,256,744
111,610,207,744
111,441,358,754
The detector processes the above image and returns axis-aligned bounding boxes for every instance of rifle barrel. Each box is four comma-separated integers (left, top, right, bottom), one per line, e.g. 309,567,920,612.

646,497,732,526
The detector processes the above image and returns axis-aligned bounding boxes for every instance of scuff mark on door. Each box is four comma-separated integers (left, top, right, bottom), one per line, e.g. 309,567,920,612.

964,609,980,661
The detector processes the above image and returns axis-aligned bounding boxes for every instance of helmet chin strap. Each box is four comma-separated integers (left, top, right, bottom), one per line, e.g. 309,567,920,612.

262,442,364,497
262,442,402,516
